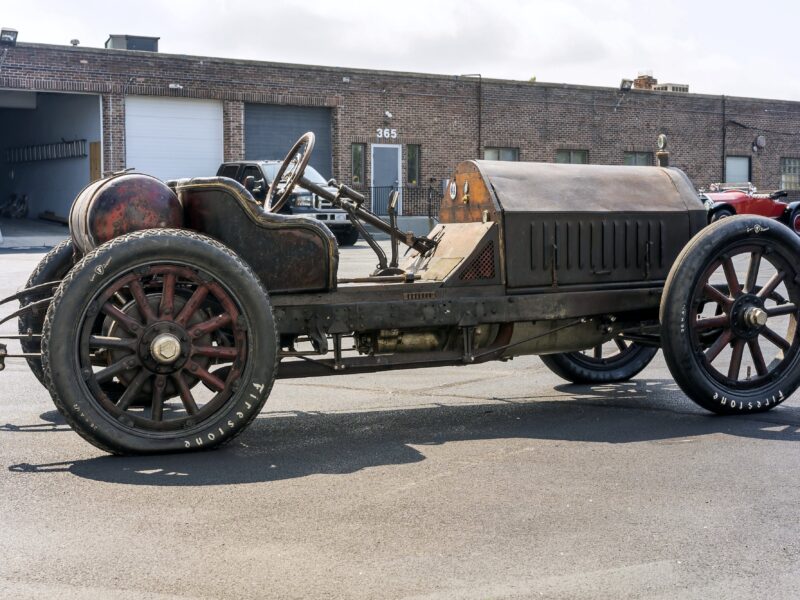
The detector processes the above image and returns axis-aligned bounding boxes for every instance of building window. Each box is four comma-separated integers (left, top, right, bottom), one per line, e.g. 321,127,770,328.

555,149,588,164
623,151,654,166
781,158,800,190
407,144,421,185
484,147,519,161
725,156,751,184
351,143,365,185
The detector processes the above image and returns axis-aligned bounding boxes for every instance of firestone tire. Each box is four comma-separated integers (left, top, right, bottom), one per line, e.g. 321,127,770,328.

19,238,76,386
660,215,800,415
41,229,278,455
336,227,360,247
540,342,657,384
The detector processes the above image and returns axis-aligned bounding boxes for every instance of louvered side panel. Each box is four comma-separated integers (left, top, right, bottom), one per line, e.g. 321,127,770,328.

505,212,691,289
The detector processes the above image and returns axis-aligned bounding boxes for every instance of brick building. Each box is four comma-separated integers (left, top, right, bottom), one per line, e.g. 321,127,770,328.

1,40,800,218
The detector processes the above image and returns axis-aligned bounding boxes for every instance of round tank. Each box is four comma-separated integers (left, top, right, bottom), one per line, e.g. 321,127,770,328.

69,173,183,254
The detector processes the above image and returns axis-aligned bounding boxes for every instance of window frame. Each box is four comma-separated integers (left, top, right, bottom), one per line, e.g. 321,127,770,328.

351,143,366,186
781,157,800,191
407,144,421,186
555,149,589,164
623,151,654,166
725,155,752,184
483,147,519,161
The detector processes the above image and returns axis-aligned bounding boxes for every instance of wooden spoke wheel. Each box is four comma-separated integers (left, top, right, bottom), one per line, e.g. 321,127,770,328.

661,216,800,414
42,229,277,454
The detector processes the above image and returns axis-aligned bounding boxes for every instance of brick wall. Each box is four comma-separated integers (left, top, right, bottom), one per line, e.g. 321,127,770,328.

2,42,800,214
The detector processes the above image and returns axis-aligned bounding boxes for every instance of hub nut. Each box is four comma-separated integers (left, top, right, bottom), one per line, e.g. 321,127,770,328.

150,333,182,364
743,307,768,328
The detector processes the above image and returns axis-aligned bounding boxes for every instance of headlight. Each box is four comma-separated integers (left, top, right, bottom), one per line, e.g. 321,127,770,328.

294,195,313,208
704,199,714,210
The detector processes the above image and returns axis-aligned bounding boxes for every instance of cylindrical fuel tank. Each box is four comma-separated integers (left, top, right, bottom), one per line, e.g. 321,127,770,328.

69,173,183,254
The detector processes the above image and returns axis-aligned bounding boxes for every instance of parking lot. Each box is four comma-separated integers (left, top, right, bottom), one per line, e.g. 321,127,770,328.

2,240,800,599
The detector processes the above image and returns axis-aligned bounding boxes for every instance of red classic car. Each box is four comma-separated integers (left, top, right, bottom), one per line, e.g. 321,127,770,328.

702,183,800,233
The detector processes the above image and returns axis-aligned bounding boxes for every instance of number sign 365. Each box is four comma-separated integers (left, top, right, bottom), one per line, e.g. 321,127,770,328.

376,128,398,139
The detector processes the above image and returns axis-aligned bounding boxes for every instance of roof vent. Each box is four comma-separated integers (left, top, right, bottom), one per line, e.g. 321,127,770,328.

105,35,159,52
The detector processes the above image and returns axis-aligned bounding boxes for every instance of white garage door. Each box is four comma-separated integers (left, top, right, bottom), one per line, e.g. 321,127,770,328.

125,96,223,181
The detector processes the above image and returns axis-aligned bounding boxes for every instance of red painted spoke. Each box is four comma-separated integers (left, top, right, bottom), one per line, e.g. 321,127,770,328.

151,375,166,422
721,257,742,298
614,337,627,352
704,329,732,364
728,339,745,380
175,285,209,326
703,284,733,310
89,335,137,351
159,273,176,319
95,357,135,384
116,370,151,411
748,339,768,376
695,315,729,331
190,313,233,339
102,302,142,334
129,279,156,324
192,345,238,360
187,360,226,392
593,345,602,359
757,271,785,300
172,373,198,415
744,251,762,294
761,327,791,352
766,304,798,317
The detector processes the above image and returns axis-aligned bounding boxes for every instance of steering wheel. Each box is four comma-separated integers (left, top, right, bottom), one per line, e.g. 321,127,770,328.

266,132,315,212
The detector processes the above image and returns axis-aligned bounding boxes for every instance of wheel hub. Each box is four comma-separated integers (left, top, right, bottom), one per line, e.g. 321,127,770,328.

743,306,768,328
150,333,182,364
730,294,768,338
139,322,191,374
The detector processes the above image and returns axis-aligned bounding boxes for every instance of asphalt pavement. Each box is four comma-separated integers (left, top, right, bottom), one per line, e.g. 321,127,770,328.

1,238,799,599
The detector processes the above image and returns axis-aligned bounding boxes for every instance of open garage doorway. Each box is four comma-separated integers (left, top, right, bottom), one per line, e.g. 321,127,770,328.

0,91,102,221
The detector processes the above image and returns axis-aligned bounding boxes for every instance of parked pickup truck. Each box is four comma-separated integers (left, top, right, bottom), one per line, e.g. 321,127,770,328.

216,160,360,246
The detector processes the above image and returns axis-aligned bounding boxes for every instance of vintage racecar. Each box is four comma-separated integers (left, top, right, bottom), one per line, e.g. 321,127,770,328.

2,133,800,455
703,183,800,233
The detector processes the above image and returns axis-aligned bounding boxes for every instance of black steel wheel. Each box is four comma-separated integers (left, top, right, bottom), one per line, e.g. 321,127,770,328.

42,229,278,454
710,208,734,223
788,208,800,235
661,215,800,414
540,338,658,383
336,227,359,247
19,238,76,386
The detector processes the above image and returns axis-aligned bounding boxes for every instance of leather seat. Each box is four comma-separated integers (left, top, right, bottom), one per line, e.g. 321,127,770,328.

173,177,339,294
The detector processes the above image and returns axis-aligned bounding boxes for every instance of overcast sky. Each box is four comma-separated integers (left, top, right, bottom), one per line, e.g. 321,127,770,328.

4,0,799,101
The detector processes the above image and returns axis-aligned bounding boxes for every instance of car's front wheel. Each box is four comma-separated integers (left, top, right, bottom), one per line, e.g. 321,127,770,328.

540,338,658,384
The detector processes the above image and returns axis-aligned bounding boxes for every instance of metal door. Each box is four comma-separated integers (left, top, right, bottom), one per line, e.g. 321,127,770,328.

371,144,401,215
245,104,332,178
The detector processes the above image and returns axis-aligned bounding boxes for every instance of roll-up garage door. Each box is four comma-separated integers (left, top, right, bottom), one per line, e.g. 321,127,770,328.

125,96,223,181
245,104,332,178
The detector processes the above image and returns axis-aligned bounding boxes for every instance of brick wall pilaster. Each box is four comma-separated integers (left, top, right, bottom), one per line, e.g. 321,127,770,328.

223,100,245,161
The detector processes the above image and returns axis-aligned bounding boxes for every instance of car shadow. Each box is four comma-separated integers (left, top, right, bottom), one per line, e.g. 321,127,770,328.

7,378,800,486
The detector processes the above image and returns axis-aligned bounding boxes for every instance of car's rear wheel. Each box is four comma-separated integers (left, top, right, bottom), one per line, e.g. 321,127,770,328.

540,338,658,383
42,229,278,454
19,238,76,386
661,216,800,414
